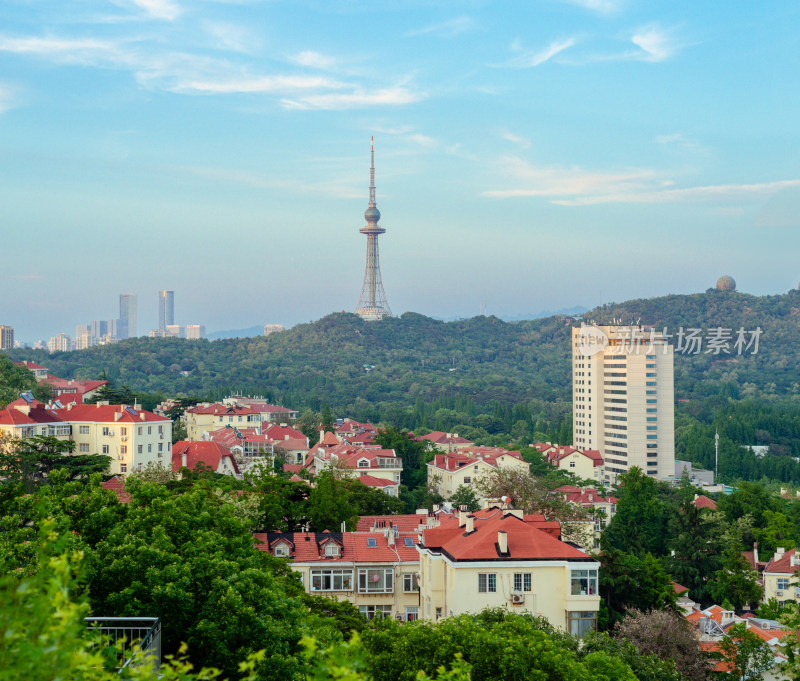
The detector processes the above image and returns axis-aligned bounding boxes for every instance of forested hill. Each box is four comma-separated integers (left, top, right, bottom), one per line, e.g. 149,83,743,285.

10,289,800,420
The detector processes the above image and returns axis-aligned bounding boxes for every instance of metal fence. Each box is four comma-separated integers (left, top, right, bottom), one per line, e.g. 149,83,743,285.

85,616,161,673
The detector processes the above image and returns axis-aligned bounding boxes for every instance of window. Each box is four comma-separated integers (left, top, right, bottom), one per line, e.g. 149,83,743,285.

158,443,163,452
120,427,127,436
121,446,127,455
778,578,790,591
311,568,353,591
138,445,143,454
514,573,532,592
435,607,443,621
102,427,110,436
478,573,496,593
273,543,290,557
571,569,598,595
79,425,90,435
324,543,340,557
120,463,127,473
405,606,419,621
359,605,392,621
358,460,370,468
148,426,152,435
138,427,142,436
358,567,394,593
158,425,163,434
403,573,419,592
568,611,597,638
102,445,109,454
79,443,90,453
367,538,378,547
463,476,472,484
403,537,414,547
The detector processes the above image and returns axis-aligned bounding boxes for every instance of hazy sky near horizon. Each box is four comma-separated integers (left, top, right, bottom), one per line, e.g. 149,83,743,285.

2,0,800,341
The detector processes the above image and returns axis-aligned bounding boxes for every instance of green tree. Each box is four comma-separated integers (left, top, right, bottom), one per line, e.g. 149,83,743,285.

306,470,357,531
449,485,480,512
717,622,774,680
373,426,433,489
346,478,406,516
755,510,794,555
0,355,53,406
603,468,670,557
710,524,762,611
85,481,307,680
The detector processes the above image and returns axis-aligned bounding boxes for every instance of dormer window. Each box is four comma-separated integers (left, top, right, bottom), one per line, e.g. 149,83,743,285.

273,542,291,557
358,459,370,468
324,543,340,557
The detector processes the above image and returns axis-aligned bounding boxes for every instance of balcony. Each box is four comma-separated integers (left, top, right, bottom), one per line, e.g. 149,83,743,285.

85,616,161,672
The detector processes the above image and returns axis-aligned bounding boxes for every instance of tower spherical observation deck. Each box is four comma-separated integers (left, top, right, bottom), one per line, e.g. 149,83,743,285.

365,206,381,222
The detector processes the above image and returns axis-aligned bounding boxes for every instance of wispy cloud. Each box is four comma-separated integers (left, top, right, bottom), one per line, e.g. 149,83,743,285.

172,74,348,94
115,0,181,21
289,50,337,70
0,35,119,63
654,132,709,155
202,21,261,54
405,17,473,39
631,26,678,62
281,86,425,111
560,0,622,13
497,129,530,149
504,37,576,68
482,155,800,206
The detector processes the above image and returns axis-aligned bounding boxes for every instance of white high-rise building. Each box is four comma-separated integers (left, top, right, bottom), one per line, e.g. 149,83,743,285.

186,325,205,339
159,290,174,330
48,333,73,353
572,325,674,484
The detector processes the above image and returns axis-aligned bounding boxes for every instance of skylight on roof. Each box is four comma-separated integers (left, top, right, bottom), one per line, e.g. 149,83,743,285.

367,538,378,547
404,537,414,547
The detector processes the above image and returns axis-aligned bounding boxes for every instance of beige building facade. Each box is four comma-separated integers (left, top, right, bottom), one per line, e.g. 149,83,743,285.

572,325,675,483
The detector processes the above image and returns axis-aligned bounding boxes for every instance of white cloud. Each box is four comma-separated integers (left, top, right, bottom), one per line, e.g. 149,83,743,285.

202,21,260,54
117,0,181,21
497,129,530,149
405,17,473,39
289,50,337,70
172,74,348,94
630,26,678,62
561,0,622,13
483,156,800,206
0,35,118,62
505,37,576,68
281,86,425,110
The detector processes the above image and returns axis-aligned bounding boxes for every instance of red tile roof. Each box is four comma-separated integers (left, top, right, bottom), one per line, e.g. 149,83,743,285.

172,441,239,474
421,431,474,445
764,548,800,574
51,403,168,423
102,476,131,503
186,403,258,416
422,513,590,562
354,474,399,488
262,424,306,441
0,404,63,425
254,530,420,563
692,495,718,510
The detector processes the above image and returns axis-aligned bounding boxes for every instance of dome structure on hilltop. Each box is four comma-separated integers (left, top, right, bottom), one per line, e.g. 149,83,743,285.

716,275,736,291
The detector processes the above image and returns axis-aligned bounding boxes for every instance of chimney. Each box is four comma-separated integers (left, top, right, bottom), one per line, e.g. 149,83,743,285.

465,515,474,533
285,435,290,440
753,542,759,566
388,530,395,546
115,411,122,421
458,510,468,527
791,552,800,568
320,429,325,441
775,547,786,562
181,450,188,468
139,412,146,421
497,530,508,555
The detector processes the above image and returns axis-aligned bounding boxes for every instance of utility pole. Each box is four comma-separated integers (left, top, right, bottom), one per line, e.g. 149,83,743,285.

715,430,719,483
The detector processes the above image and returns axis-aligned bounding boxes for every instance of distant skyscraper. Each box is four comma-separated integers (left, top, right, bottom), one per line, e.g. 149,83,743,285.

354,138,391,321
90,320,108,338
572,325,675,484
119,294,138,339
0,325,14,350
159,290,174,330
186,324,205,339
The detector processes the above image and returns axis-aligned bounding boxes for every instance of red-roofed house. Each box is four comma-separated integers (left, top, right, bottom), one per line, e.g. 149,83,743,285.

763,547,800,605
308,441,403,484
102,476,131,504
419,431,474,452
51,403,172,476
418,510,600,635
533,443,604,483
184,403,264,440
427,448,529,505
254,528,421,621
222,396,298,422
173,441,240,476
692,494,718,510
354,474,400,497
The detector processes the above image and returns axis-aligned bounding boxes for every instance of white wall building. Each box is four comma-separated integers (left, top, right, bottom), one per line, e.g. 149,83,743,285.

572,325,674,484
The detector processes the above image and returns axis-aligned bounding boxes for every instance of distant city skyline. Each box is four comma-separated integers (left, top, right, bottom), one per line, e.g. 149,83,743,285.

2,1,799,341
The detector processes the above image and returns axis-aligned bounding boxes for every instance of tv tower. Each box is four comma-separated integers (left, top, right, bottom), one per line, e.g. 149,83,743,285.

355,138,392,321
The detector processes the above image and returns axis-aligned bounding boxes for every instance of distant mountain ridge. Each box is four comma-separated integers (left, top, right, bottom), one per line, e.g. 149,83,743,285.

8,291,800,416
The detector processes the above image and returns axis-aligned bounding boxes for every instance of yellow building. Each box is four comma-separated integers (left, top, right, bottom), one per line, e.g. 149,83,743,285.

0,398,172,477
184,403,263,440
417,508,601,636
427,448,529,503
254,527,422,621
763,547,800,605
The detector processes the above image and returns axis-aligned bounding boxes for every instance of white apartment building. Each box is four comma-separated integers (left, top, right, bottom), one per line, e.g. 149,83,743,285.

572,325,674,484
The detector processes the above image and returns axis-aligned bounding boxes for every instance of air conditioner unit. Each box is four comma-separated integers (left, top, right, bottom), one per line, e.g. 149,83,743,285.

395,614,404,621
117,455,125,460
511,593,525,605
121,436,127,442
777,591,784,596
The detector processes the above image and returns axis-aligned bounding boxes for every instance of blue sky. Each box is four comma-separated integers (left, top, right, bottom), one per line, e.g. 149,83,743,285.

2,0,799,341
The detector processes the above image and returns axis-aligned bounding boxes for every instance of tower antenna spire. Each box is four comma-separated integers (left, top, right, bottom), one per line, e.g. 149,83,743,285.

355,137,391,321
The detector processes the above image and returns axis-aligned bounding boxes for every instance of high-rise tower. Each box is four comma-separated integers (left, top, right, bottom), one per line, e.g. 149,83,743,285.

159,290,174,330
355,138,392,321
